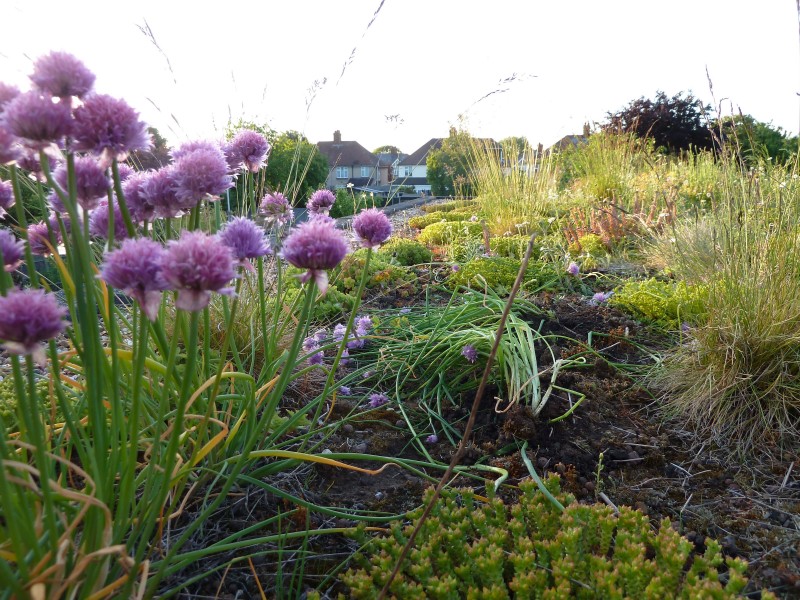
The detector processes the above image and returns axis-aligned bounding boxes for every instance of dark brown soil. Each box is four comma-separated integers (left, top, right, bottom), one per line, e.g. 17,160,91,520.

165,295,800,599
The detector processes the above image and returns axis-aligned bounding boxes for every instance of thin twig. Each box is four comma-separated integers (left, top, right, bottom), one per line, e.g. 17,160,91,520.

376,235,537,599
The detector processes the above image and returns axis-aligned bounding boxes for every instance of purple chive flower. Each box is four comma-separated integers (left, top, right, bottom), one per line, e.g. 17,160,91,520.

15,150,43,179
567,262,580,276
307,189,336,216
0,287,67,359
339,348,350,367
171,140,223,161
280,219,349,294
0,127,21,165
0,83,21,112
0,180,14,219
142,167,181,219
425,434,439,444
590,291,613,305
399,307,411,314
89,199,127,240
339,385,351,396
161,230,237,312
333,323,347,341
2,92,73,149
54,156,111,211
48,212,70,242
72,94,151,161
470,215,479,222
116,162,134,182
99,237,170,320
355,315,373,337
302,335,319,352
313,329,328,343
219,217,270,271
461,344,478,364
172,148,232,210
0,229,24,271
259,192,293,227
30,51,95,100
368,393,389,408
352,208,392,249
122,171,156,223
27,221,54,255
451,264,460,273
347,337,365,350
225,130,270,173
308,351,324,366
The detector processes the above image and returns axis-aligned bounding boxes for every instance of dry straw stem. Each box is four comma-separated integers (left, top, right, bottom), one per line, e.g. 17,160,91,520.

377,235,537,599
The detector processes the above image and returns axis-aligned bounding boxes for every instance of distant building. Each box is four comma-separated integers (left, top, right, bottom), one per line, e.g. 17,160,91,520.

316,130,380,189
393,138,444,193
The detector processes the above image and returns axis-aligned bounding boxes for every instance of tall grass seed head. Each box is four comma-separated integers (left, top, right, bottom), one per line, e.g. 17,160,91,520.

30,51,95,100
161,230,237,312
219,217,270,271
171,147,232,209
0,228,24,271
307,189,336,215
2,91,73,149
100,237,170,320
0,180,14,218
54,155,110,211
352,208,392,249
259,192,293,227
0,287,67,359
72,93,151,162
280,219,349,294
225,129,270,173
89,199,128,240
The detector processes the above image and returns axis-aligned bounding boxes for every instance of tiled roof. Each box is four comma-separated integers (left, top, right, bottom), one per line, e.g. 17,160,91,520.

317,140,377,168
399,138,443,166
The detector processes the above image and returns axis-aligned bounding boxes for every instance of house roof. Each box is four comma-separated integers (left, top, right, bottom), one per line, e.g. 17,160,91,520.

399,138,443,166
317,139,377,168
547,134,588,153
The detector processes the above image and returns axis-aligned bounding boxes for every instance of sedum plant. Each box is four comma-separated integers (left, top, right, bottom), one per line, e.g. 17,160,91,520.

377,237,433,266
609,278,708,329
341,475,774,599
416,221,483,246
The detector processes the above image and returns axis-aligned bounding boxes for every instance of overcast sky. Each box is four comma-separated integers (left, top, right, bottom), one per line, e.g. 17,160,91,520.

2,1,798,154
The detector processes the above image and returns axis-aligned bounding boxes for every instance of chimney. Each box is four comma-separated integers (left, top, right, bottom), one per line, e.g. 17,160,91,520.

333,130,342,143
583,122,590,137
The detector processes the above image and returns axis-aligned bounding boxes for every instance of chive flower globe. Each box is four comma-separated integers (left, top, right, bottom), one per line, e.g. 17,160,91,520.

259,192,293,227
0,83,21,111
0,228,24,271
0,180,14,219
171,140,223,161
307,189,336,216
352,208,392,249
142,167,181,219
0,127,21,165
122,171,156,224
100,237,170,321
567,261,580,276
225,129,270,173
280,219,349,294
2,91,73,149
53,156,110,211
89,200,128,241
161,230,237,312
461,344,478,364
171,148,232,210
0,287,67,359
30,51,95,100
27,221,54,256
368,393,389,408
72,93,151,161
219,217,271,271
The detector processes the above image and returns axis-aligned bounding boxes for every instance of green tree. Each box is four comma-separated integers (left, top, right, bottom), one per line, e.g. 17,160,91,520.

426,130,474,197
716,114,798,164
373,145,401,154
265,131,329,204
128,126,172,171
603,91,714,154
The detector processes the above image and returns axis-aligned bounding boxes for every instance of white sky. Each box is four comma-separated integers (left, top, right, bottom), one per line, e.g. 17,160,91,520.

2,1,799,155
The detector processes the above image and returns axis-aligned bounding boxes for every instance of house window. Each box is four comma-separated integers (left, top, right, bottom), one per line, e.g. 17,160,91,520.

403,166,413,177
361,166,370,177
335,166,349,179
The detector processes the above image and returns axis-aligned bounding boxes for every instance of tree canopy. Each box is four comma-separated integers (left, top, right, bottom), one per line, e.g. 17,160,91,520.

426,130,475,197
603,91,714,154
128,127,171,171
716,114,798,165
